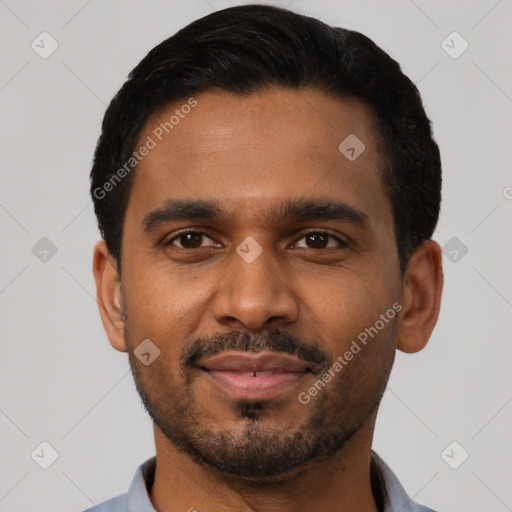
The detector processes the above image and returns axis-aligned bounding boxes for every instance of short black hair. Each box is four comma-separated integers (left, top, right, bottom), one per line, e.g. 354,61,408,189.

90,4,441,275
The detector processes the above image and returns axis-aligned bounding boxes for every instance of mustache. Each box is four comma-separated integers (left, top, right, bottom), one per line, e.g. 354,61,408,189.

181,329,329,372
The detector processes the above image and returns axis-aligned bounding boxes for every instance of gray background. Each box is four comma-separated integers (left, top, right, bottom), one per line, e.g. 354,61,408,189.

1,0,511,510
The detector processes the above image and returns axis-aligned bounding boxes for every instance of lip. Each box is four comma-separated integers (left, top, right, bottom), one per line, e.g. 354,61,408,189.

198,352,312,373
197,351,312,400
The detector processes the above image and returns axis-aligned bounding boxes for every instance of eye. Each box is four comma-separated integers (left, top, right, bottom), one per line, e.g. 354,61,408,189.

166,231,219,249
293,231,348,250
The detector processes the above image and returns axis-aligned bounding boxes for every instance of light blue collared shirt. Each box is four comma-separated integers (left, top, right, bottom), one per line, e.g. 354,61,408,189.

81,451,437,512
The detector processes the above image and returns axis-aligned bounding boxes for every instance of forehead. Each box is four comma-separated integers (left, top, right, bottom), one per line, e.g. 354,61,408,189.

143,87,382,165
124,87,391,231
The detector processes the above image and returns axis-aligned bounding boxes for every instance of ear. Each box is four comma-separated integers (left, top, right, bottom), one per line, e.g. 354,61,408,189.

92,239,127,352
396,240,443,354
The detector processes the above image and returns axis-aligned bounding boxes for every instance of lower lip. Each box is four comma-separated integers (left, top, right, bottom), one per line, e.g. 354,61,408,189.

202,370,307,399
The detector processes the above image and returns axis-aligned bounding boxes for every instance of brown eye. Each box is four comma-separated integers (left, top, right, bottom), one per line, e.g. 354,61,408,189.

294,232,348,250
305,233,328,248
167,231,217,249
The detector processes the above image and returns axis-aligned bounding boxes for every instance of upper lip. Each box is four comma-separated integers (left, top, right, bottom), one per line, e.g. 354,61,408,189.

197,352,312,373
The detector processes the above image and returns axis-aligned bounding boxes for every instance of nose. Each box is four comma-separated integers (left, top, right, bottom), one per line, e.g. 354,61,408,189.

212,243,299,331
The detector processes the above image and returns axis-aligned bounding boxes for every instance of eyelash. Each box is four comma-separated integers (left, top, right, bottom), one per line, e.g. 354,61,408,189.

164,230,349,250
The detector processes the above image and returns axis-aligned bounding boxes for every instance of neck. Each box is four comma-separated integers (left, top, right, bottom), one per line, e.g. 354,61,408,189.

149,411,380,512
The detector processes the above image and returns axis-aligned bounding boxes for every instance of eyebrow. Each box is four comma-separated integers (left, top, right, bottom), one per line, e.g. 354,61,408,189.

141,198,370,234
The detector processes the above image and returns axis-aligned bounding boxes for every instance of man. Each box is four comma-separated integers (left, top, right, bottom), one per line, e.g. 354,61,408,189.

88,4,443,511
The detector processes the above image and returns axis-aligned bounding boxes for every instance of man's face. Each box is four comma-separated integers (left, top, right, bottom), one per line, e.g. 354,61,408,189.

119,87,403,479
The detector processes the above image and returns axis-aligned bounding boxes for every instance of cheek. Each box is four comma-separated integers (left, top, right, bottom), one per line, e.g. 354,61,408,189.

122,264,208,329
307,280,399,380
315,271,395,340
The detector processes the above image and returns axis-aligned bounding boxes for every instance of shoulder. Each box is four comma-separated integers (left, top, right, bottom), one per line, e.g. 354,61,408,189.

80,492,128,512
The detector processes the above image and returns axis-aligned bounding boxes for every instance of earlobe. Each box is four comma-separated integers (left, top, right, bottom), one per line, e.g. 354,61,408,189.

92,240,128,352
396,240,443,354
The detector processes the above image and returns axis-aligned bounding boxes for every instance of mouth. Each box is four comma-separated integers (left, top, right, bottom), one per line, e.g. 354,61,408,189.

196,351,314,400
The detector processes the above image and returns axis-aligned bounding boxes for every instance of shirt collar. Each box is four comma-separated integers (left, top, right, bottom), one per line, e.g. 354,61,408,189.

126,455,156,511
371,451,431,512
126,451,428,512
